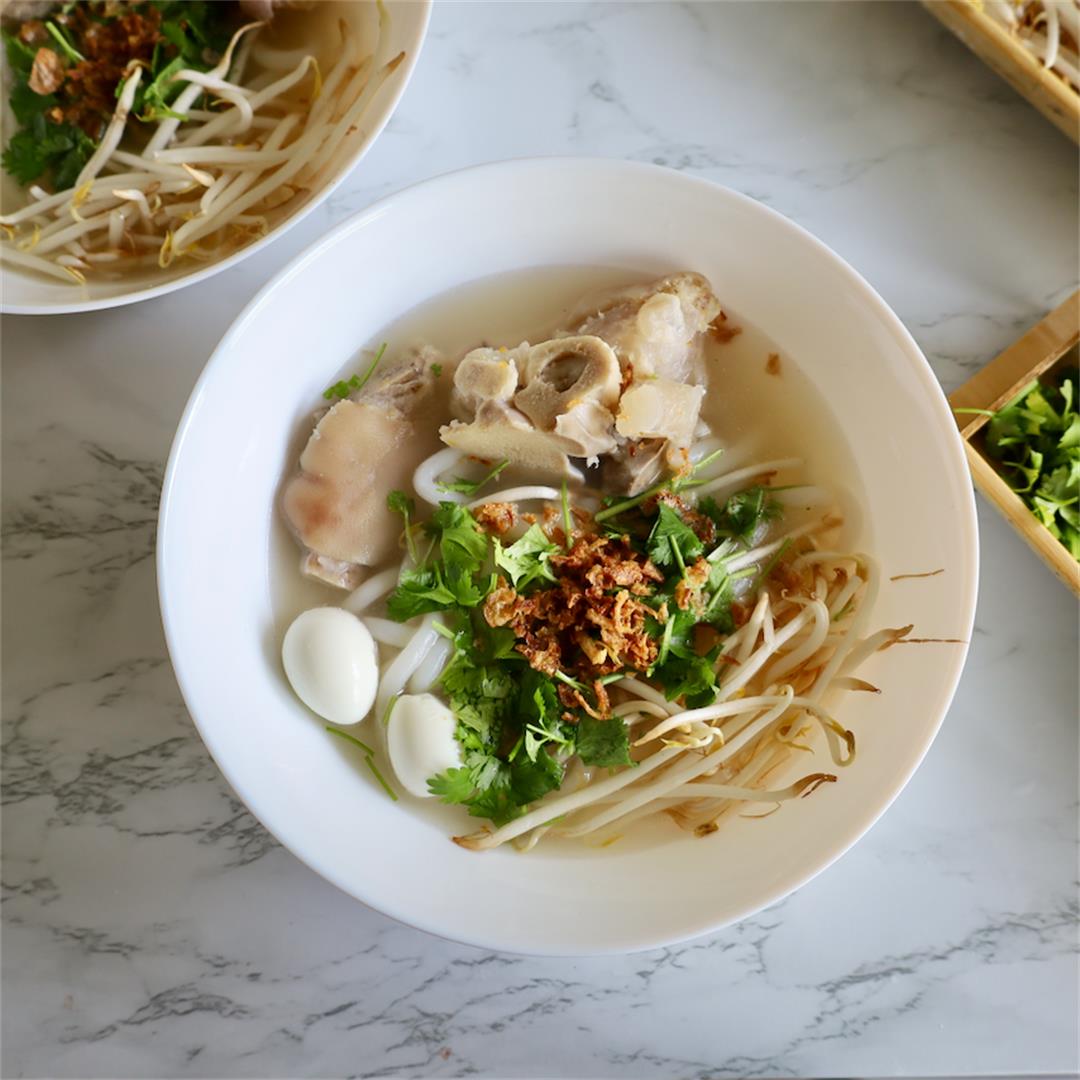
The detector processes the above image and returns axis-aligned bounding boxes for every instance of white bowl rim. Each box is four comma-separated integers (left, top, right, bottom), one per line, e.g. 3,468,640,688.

158,156,979,955
0,0,432,317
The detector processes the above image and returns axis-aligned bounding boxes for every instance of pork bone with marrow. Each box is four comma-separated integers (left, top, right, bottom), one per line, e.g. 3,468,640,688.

441,336,622,476
440,272,724,489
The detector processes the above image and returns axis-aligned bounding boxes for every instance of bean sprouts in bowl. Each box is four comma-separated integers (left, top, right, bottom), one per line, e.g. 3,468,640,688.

158,159,978,955
0,0,430,314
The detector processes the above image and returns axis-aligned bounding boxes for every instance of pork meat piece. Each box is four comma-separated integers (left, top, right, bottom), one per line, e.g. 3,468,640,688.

282,347,442,589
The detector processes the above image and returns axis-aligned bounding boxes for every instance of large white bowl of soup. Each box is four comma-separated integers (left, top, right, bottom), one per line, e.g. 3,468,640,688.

0,0,429,314
158,158,979,955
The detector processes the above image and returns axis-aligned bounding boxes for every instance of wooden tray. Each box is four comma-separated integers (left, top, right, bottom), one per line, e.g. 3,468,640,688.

923,0,1080,143
949,290,1080,596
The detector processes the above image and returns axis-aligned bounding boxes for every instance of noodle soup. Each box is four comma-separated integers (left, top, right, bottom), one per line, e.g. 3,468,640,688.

274,267,893,854
0,1,406,288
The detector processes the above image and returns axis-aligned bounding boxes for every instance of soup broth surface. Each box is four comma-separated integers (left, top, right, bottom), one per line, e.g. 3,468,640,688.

271,266,869,852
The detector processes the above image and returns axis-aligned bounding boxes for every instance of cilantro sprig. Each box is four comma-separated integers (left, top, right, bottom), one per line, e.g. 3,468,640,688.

647,503,705,569
325,726,397,801
323,343,388,401
700,485,781,545
594,448,724,523
2,2,237,189
493,523,559,589
384,469,788,829
960,372,1079,560
1,31,93,187
437,459,509,496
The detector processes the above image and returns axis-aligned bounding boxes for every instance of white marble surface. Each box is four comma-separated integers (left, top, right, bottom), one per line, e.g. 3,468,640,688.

2,2,1078,1077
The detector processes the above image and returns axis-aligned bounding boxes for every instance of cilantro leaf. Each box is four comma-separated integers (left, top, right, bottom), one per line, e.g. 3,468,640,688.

651,651,718,709
386,489,418,563
700,485,781,544
387,490,415,518
979,371,1079,562
426,501,487,557
385,503,490,618
51,125,95,190
3,31,36,74
137,54,188,121
1,129,50,186
1,121,92,188
519,669,572,761
385,566,458,620
510,748,564,804
651,605,697,670
466,780,522,827
427,767,475,803
576,715,633,767
493,523,559,589
702,560,735,631
9,80,56,126
647,503,704,569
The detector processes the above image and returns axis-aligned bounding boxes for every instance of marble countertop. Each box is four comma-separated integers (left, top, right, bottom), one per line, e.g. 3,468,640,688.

3,2,1078,1077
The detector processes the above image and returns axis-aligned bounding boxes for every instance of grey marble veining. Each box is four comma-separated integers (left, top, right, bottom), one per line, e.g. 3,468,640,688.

2,3,1078,1077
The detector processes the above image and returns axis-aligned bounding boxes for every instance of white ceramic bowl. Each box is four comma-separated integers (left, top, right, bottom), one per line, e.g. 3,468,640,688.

159,159,979,955
0,1,429,315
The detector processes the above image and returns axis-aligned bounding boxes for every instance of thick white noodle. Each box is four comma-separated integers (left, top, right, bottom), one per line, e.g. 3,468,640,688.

374,615,440,722
363,617,413,649
409,636,452,693
343,567,399,614
467,486,561,509
689,436,724,466
773,486,834,510
413,448,466,506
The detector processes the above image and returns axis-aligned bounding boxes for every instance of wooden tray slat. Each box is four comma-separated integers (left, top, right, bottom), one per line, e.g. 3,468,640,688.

950,290,1080,440
923,0,1080,143
948,290,1080,597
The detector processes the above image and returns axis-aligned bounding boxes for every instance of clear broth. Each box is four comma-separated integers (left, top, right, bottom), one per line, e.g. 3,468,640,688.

271,266,869,852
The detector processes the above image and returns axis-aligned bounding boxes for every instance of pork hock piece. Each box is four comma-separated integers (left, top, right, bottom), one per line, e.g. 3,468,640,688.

282,347,442,590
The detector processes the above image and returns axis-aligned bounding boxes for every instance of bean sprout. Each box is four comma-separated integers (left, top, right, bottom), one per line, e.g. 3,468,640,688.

1,12,405,284
982,0,1080,89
